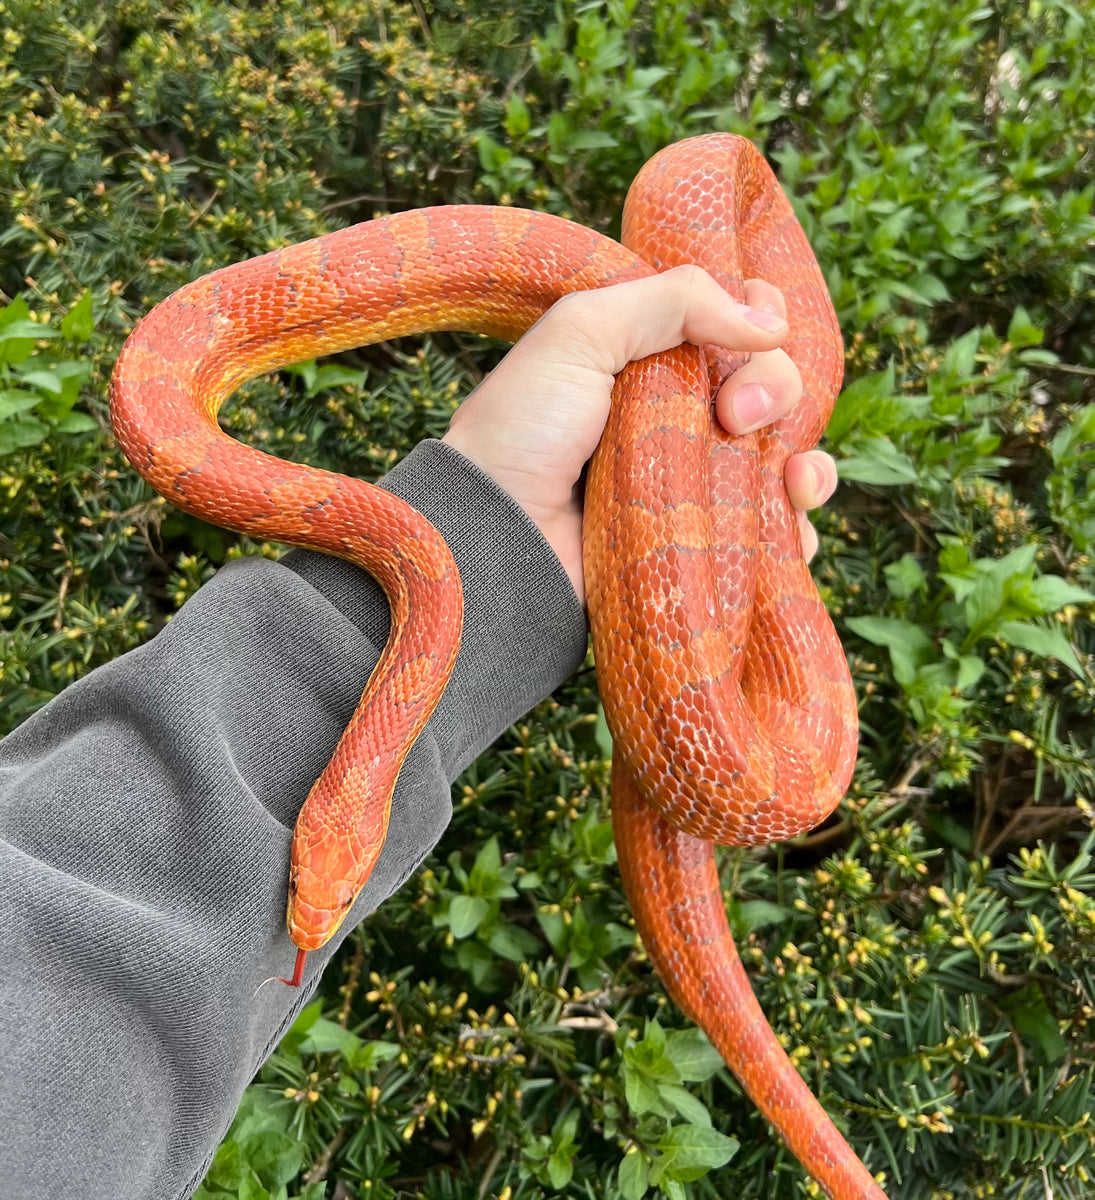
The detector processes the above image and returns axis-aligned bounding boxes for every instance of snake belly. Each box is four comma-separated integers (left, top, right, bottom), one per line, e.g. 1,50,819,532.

109,133,881,1199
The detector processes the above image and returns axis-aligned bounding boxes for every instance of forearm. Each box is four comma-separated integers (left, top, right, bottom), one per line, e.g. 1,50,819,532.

0,439,586,1200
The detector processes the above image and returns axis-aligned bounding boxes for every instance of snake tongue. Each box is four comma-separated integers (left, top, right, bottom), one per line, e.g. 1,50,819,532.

277,948,307,988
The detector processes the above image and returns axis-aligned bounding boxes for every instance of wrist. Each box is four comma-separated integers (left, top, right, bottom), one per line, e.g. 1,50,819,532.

441,427,585,606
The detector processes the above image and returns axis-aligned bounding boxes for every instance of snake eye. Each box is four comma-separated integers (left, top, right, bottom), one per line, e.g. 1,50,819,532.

288,876,298,895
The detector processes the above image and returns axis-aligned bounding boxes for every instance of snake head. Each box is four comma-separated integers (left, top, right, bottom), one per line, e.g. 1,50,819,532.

285,867,357,951
285,795,388,951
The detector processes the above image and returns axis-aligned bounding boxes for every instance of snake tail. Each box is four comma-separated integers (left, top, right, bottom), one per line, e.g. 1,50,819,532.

612,764,886,1200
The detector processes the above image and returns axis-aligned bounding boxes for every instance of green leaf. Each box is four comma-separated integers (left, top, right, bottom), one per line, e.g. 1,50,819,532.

838,438,919,486
309,364,365,395
846,616,935,684
887,276,950,306
1018,348,1059,365
243,1130,303,1187
884,554,927,600
276,999,323,1055
630,66,671,89
0,297,54,365
0,318,61,342
230,1088,296,1140
642,1018,667,1056
653,1124,739,1182
1006,305,1043,350
907,272,950,303
239,1174,272,1200
448,893,491,937
54,411,99,434
205,1138,249,1188
486,920,540,961
624,1067,666,1117
731,897,791,936
351,1039,401,1071
0,389,43,419
623,1021,679,1116
575,812,616,863
618,1147,649,1200
564,130,618,151
547,1149,573,1188
825,365,896,445
665,1028,725,1082
954,653,986,691
19,368,64,394
938,538,971,577
1025,575,1095,614
297,1016,362,1060
0,415,49,454
60,289,95,342
1050,404,1095,465
996,620,1086,676
537,906,566,953
659,1083,712,1127
942,327,982,379
468,835,510,896
505,93,531,138
594,703,614,758
960,585,1012,638
283,360,317,391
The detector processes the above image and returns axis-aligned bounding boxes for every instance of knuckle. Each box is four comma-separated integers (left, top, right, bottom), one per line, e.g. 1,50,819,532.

537,291,613,367
744,276,788,313
544,289,597,329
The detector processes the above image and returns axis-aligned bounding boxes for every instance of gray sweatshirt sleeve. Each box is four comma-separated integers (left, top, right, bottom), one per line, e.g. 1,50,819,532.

0,439,588,1200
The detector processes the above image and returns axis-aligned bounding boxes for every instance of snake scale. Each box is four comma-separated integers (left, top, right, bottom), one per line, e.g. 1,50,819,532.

110,134,884,1198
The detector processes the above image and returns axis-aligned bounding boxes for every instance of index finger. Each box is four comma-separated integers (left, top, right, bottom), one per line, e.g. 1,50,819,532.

537,265,789,377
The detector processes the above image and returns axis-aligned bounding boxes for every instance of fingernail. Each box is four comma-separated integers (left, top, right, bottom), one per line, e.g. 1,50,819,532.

733,383,773,432
814,460,834,501
737,303,786,331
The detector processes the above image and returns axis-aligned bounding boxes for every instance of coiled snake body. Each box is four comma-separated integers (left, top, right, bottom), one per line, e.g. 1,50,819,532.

111,134,883,1199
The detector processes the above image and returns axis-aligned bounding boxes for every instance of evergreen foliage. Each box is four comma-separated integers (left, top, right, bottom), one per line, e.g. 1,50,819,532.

1,1,1093,1196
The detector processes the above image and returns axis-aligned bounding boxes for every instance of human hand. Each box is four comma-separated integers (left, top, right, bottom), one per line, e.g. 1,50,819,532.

442,266,838,605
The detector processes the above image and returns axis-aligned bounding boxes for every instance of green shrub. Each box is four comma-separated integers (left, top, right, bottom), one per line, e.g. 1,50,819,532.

2,0,1094,1197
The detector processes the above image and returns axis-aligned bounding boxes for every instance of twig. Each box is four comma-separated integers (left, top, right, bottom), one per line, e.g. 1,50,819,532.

984,805,1083,858
338,938,365,1028
302,1125,350,1186
53,567,71,630
476,1146,504,1200
1039,361,1095,378
410,0,431,42
975,746,1010,853
322,192,403,213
